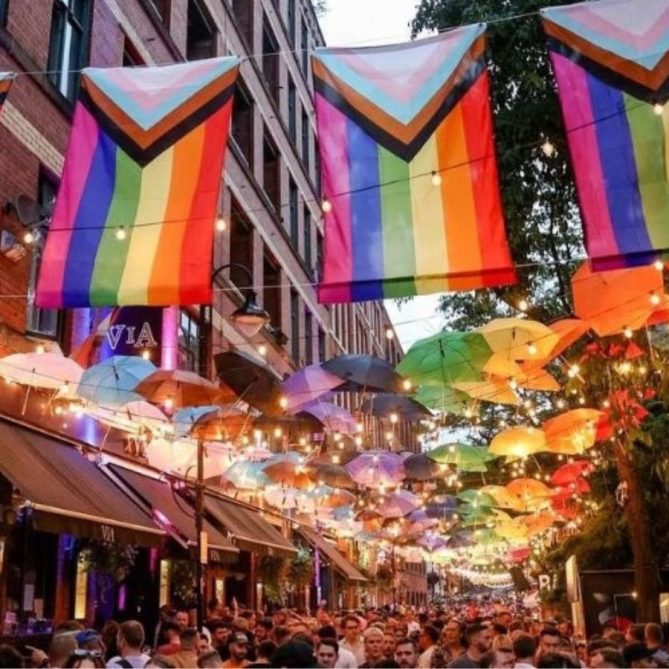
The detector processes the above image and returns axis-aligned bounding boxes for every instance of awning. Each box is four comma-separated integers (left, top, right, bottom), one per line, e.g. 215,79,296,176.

298,526,367,583
205,493,296,558
0,419,164,547
107,465,238,562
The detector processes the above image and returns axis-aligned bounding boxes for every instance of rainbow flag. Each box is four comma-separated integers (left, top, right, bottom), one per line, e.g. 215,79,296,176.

543,0,669,271
36,58,239,308
312,28,516,303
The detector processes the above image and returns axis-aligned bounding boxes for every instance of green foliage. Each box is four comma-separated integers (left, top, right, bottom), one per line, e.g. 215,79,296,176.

258,555,289,603
169,560,197,609
288,547,314,588
79,540,137,583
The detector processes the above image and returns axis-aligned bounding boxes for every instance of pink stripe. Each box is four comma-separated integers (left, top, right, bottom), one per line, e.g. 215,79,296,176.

315,94,353,297
551,52,618,259
36,104,100,308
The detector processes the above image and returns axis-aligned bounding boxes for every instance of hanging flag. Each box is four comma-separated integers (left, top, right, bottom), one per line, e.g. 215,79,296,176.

543,0,669,271
0,72,13,109
312,28,516,303
36,58,239,308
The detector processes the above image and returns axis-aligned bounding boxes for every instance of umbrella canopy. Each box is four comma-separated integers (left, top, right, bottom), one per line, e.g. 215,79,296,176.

417,534,449,553
323,355,407,393
220,460,269,490
136,369,234,409
403,453,440,480
427,443,496,473
477,318,559,362
189,406,252,441
298,401,357,434
360,394,431,419
89,400,167,434
551,460,593,486
172,404,221,439
145,438,234,479
453,379,520,406
424,494,459,519
214,351,282,415
346,451,405,488
397,331,492,386
544,409,602,455
489,426,546,458
457,489,497,508
306,463,357,489
78,355,156,406
309,449,360,466
0,352,83,393
522,511,558,537
263,455,313,489
412,384,471,414
263,486,315,513
506,479,552,511
373,489,421,518
280,364,344,410
480,485,526,512
309,485,356,508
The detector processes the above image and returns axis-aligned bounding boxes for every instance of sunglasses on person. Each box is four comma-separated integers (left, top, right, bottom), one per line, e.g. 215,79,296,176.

73,650,104,658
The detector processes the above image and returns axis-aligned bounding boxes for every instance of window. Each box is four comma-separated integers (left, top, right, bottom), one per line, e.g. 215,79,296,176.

290,289,300,363
263,255,281,330
233,0,253,48
263,131,281,215
187,0,216,60
232,82,253,166
47,0,90,103
262,19,280,104
301,109,310,173
26,174,60,338
287,80,297,144
314,139,322,195
316,231,323,280
228,198,253,289
289,178,298,247
0,0,8,27
300,18,309,74
304,310,313,365
178,309,201,372
287,0,296,43
318,327,326,362
303,205,312,272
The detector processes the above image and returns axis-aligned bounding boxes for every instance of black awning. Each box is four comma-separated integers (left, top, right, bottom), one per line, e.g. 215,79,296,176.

298,526,367,582
107,465,238,561
205,493,296,558
0,419,164,547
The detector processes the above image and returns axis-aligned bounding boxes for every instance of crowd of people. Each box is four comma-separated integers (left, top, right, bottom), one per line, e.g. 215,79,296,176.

0,598,668,668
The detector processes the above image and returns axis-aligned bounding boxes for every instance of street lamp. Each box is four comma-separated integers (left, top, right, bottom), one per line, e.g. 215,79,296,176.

212,263,270,337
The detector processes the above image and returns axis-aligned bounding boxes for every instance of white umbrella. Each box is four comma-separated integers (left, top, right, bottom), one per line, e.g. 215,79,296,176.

0,352,83,392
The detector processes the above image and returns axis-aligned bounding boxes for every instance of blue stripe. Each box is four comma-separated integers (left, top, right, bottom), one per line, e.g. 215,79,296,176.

587,72,652,259
62,131,117,307
347,119,384,301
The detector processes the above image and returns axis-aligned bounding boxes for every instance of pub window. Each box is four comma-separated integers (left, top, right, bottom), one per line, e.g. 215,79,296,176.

233,0,253,49
263,254,281,330
318,327,326,362
290,289,300,363
300,17,309,74
263,131,281,215
314,138,322,195
47,0,90,103
301,109,310,173
289,178,298,247
304,309,313,365
262,19,280,104
287,0,296,44
178,309,201,372
26,174,60,339
228,199,254,290
287,79,297,144
303,205,312,273
232,81,253,167
186,0,216,61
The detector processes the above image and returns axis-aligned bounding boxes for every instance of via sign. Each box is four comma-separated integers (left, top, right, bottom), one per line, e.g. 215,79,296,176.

99,307,163,364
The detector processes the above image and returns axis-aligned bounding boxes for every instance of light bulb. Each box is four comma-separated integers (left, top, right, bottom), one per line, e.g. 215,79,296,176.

258,344,267,356
567,364,580,378
402,379,412,391
654,259,664,271
650,293,661,306
431,171,442,186
654,103,664,116
321,199,332,213
163,397,174,410
541,140,555,157
115,226,127,241
517,298,529,312
385,328,395,340
623,326,633,339
215,215,226,232
35,344,45,355
527,342,538,356
23,230,34,245
508,378,518,391
141,349,151,361
279,396,288,409
389,412,399,424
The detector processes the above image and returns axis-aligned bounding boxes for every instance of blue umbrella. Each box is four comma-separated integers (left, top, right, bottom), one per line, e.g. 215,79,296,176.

77,356,156,407
220,461,269,490
172,405,220,439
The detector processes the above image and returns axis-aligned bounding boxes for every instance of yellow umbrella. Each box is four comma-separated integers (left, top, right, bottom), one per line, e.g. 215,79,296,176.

453,379,520,406
483,353,525,378
489,426,546,458
477,319,559,362
480,485,527,512
516,367,561,392
544,409,602,455
522,511,558,536
495,518,529,541
506,479,552,512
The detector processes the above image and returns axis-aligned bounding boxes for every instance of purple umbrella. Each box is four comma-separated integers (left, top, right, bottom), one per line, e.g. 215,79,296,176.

374,489,421,518
418,534,449,553
298,401,357,434
281,364,344,411
346,451,405,488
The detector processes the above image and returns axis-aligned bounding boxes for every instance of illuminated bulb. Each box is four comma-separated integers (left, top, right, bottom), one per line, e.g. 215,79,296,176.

141,349,151,361
385,328,395,340
23,230,34,245
61,381,69,393
354,436,363,447
567,364,580,378
321,199,332,213
258,344,267,356
517,298,529,312
541,140,555,157
278,396,288,409
578,396,586,405
650,293,661,306
556,399,566,409
163,397,174,410
464,407,473,418
115,226,127,241
654,103,664,116
273,428,282,438
498,419,506,428
402,378,412,391
431,170,442,186
389,412,399,424
215,215,226,232
655,259,665,271
508,378,518,391
35,344,45,355
623,326,633,339
527,342,538,356
385,431,393,441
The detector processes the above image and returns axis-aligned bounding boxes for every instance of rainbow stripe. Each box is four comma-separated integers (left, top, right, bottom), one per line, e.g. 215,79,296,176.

544,0,669,270
36,58,239,307
313,29,516,303
0,72,13,109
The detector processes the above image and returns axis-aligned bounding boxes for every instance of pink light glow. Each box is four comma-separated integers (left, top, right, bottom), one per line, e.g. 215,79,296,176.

162,307,178,370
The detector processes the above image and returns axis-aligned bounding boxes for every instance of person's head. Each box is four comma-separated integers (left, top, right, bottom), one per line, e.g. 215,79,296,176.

465,624,492,656
197,633,211,654
496,611,512,628
364,627,385,661
341,614,361,643
255,617,273,642
271,640,315,668
145,656,176,668
179,628,199,652
513,633,536,661
175,610,190,630
394,637,418,669
63,650,106,669
207,598,221,618
161,622,181,644
627,623,646,644
228,633,249,662
49,633,78,668
418,625,439,652
442,619,463,649
209,620,230,647
492,634,515,668
383,631,397,658
589,648,625,668
316,638,338,669
539,628,561,656
623,642,656,668
536,652,581,668
0,644,24,669
257,640,277,662
645,623,664,649
117,620,145,654
197,650,223,668
274,625,290,645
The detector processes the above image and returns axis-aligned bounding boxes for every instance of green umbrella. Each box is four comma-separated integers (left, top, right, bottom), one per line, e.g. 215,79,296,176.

413,385,471,414
428,443,496,473
396,331,493,386
458,504,495,527
457,489,497,508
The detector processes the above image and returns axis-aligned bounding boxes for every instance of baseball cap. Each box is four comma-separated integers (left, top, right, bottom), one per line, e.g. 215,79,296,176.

75,629,100,646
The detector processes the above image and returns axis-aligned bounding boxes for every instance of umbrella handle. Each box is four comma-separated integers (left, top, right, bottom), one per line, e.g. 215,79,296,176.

21,385,31,416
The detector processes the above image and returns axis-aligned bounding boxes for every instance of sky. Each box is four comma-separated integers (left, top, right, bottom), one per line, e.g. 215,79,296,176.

319,0,444,351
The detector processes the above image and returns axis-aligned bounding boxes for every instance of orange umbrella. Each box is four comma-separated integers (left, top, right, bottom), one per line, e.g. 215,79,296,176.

489,426,546,458
136,369,236,408
571,262,663,336
544,409,602,455
477,319,559,361
522,511,557,536
516,367,561,392
453,379,520,406
506,478,552,500
480,485,526,512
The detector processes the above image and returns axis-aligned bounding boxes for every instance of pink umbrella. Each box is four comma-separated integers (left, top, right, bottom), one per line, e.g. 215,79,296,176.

299,401,357,434
346,451,405,488
374,489,421,518
281,364,344,411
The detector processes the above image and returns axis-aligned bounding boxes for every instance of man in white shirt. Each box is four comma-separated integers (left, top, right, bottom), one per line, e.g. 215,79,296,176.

106,621,151,668
339,614,365,666
513,633,536,669
417,626,439,668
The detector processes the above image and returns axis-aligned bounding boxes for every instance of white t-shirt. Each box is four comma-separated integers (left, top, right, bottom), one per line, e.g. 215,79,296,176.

336,647,358,669
106,653,152,668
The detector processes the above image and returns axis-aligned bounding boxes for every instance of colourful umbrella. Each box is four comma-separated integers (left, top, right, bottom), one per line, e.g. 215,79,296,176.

263,455,313,489
189,406,252,442
457,489,497,508
306,463,357,489
172,404,220,438
480,485,527,512
489,426,546,458
220,461,269,490
403,453,440,480
89,400,168,434
145,437,234,479
427,443,496,473
280,364,344,410
263,486,315,513
373,489,421,518
346,451,405,488
452,379,520,406
298,401,357,434
308,485,356,508
477,318,559,362
78,355,156,406
551,460,593,486
412,384,471,414
544,409,602,455
323,355,407,393
0,352,83,394
360,394,431,419
136,369,234,409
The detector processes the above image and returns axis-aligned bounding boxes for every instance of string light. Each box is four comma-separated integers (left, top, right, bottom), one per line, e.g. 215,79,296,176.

163,397,174,410
23,230,34,245
115,226,127,241
623,326,633,339
141,349,151,361
35,344,45,355
650,292,661,306
654,103,664,116
541,140,555,157
567,363,580,378
321,199,332,213
654,259,664,271
389,412,399,424
431,170,442,186
278,396,288,409
258,344,267,356
517,298,529,312
215,215,227,232
402,379,412,391
527,342,538,356
508,378,518,391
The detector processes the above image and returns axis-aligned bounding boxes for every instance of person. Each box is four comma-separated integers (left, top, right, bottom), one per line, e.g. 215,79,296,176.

64,650,106,669
198,633,212,654
447,624,492,668
270,640,315,668
318,624,357,668
432,621,465,668
340,614,366,666
395,638,419,669
645,623,669,665
627,624,646,645
101,621,121,663
0,644,25,668
171,629,200,669
222,633,249,668
588,648,625,668
106,620,151,669
77,630,104,654
48,633,78,669
205,599,222,629
254,619,273,645
361,627,388,668
174,611,190,632
246,640,275,668
491,635,515,669
273,626,291,646
197,650,224,669
145,657,176,669
536,630,561,662
512,633,536,669
535,654,579,669
417,627,439,668
315,639,339,669
156,623,181,656
384,632,398,662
